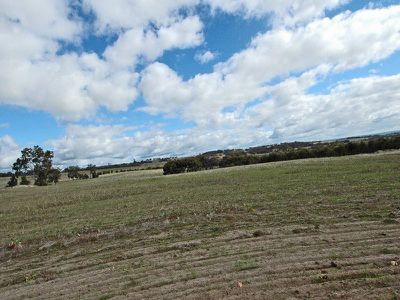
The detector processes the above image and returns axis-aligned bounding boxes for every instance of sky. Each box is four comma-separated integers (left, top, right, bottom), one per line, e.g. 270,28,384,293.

0,0,400,170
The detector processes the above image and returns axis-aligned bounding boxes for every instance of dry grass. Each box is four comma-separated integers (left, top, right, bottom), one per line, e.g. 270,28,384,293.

0,152,399,299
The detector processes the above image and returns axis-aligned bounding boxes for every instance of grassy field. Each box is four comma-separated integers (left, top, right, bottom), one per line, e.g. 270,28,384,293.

0,153,399,299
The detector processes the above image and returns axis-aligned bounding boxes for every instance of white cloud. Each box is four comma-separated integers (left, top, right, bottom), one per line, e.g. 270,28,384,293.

50,125,132,164
0,0,81,40
104,15,204,69
50,73,400,165
0,0,207,121
83,0,346,32
82,0,199,32
0,50,139,120
49,123,273,166
0,1,140,121
83,0,205,71
140,62,266,127
0,0,356,121
86,0,344,27
247,73,400,141
0,135,19,170
195,50,216,64
217,5,400,85
207,0,348,26
140,5,400,127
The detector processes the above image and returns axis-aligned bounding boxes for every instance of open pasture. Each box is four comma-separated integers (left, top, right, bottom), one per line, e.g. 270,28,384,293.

0,153,399,299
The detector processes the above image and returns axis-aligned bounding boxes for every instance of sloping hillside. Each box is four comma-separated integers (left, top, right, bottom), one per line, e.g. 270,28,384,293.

1,153,399,299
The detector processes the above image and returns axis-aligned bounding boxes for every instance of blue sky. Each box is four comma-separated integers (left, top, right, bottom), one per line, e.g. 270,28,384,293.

0,0,400,169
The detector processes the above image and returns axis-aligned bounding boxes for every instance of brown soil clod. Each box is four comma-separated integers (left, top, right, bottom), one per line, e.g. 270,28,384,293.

330,261,338,268
252,230,265,237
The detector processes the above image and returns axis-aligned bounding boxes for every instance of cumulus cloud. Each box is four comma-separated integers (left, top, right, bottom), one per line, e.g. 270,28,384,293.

217,5,400,84
0,0,81,40
51,72,400,166
82,0,199,32
49,123,273,166
0,135,19,170
0,1,203,121
0,1,138,121
50,125,132,164
140,62,266,127
0,51,139,120
0,0,353,121
248,73,400,141
140,5,400,126
207,0,348,25
195,50,216,64
83,0,346,31
104,16,204,69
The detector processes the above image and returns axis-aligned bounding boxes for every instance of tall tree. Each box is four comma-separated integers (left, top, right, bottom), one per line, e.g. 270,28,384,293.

8,146,56,187
31,146,54,186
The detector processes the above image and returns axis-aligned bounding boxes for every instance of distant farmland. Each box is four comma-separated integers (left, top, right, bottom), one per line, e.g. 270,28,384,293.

0,152,399,299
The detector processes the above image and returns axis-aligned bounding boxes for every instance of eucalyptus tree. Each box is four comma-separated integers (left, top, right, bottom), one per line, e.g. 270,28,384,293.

8,146,56,186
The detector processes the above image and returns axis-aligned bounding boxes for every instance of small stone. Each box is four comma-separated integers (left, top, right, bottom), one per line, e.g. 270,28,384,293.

237,281,243,288
390,261,398,266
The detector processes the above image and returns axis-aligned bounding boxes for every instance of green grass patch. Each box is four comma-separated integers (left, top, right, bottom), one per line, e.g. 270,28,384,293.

233,259,259,271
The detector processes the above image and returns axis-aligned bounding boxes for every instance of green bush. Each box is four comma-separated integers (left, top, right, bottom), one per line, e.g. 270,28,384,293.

6,174,18,187
20,176,31,185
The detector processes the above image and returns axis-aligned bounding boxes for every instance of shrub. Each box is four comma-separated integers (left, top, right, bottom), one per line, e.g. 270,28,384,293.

20,176,31,185
66,166,80,179
6,174,18,187
48,168,61,184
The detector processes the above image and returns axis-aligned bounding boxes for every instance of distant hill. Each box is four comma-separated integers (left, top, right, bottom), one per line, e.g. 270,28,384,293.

202,131,400,158
163,131,400,175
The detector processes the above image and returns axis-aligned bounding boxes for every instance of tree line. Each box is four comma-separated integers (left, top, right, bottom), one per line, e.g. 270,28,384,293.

64,164,99,180
163,136,400,175
5,149,165,187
